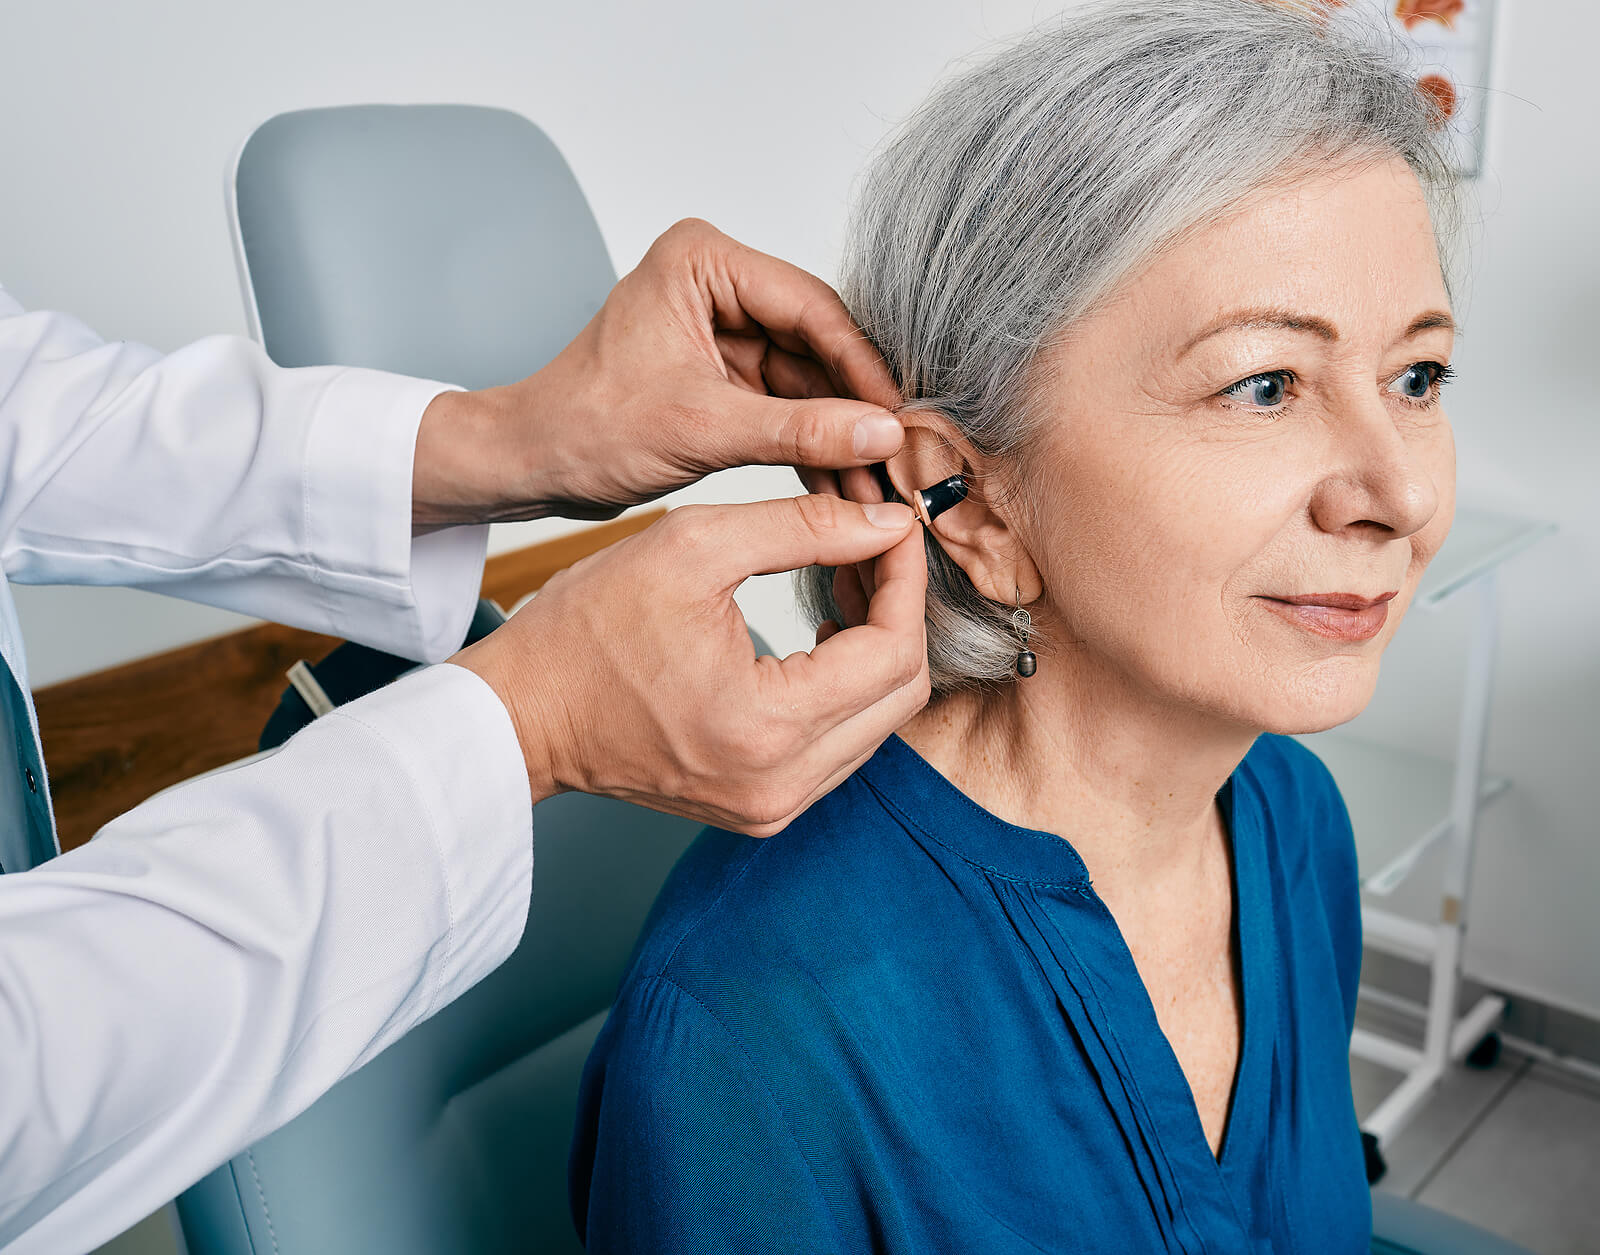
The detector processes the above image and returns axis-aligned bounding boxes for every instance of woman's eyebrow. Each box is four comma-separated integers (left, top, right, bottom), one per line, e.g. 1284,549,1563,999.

1403,310,1457,338
1179,309,1338,358
1178,307,1456,358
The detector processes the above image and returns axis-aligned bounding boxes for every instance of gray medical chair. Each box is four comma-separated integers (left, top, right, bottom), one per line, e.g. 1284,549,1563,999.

173,104,1531,1255
176,104,663,1255
1371,1192,1531,1255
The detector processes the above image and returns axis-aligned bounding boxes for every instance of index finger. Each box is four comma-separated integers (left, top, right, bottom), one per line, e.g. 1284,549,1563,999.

776,524,930,725
710,236,903,411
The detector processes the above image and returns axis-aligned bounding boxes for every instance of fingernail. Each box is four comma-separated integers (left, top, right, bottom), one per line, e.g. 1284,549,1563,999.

863,502,913,529
853,413,903,460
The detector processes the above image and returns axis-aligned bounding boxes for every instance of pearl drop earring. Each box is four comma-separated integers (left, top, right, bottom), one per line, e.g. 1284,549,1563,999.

1012,589,1036,678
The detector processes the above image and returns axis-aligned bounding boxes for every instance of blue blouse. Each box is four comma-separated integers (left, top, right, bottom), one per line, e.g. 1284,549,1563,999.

571,733,1370,1253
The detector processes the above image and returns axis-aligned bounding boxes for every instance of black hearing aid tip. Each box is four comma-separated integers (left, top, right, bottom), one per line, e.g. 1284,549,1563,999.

917,474,969,523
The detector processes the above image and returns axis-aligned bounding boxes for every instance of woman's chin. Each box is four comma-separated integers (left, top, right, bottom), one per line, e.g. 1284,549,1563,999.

1249,663,1382,737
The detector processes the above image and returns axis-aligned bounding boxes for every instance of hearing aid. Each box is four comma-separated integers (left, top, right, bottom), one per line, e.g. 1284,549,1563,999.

912,474,968,527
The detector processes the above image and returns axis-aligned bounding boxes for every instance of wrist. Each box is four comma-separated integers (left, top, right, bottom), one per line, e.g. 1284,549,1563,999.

413,382,561,530
450,636,568,806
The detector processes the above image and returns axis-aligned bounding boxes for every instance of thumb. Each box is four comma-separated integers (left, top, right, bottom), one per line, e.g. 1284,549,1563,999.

674,495,916,591
715,389,906,471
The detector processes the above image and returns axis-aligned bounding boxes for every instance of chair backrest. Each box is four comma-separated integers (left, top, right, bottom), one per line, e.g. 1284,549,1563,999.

177,105,677,1255
227,103,613,386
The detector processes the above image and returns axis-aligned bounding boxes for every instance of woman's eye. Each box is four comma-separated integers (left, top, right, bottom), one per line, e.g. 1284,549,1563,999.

1388,360,1453,403
1221,370,1292,409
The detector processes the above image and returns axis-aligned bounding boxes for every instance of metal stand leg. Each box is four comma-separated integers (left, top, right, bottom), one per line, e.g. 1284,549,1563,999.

1424,574,1501,1069
1358,573,1507,1150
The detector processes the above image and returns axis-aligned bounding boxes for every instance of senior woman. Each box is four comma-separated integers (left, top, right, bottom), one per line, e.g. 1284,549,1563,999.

571,1,1461,1250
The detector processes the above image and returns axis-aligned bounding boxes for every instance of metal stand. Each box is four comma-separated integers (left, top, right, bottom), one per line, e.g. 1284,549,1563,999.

1297,510,1554,1169
1355,575,1505,1150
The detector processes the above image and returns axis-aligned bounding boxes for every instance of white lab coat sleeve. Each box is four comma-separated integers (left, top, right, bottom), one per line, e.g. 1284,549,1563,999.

0,288,487,662
0,661,533,1255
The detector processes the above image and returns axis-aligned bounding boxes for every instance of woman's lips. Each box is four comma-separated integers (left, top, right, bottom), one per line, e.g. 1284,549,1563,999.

1257,591,1398,643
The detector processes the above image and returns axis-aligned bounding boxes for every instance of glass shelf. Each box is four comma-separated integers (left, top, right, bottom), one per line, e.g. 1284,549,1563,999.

1416,508,1555,609
1331,504,1552,1148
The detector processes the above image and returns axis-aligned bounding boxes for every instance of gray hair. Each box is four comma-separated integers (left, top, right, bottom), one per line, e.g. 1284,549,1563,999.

800,0,1464,694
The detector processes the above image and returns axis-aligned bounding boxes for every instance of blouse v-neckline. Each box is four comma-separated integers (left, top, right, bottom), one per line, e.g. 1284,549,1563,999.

861,734,1275,1234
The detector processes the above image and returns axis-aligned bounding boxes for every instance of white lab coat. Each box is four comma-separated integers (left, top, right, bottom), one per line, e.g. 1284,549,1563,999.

0,288,534,1254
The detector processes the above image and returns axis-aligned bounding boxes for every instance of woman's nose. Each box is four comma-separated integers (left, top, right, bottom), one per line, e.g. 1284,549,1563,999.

1307,395,1446,540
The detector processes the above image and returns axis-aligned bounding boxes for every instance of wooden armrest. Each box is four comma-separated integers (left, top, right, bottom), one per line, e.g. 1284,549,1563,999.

34,510,662,853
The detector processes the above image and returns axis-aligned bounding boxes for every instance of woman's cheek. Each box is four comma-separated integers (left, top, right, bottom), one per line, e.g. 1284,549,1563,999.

1164,442,1313,577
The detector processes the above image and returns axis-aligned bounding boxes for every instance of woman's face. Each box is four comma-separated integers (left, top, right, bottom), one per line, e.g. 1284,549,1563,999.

1018,157,1456,734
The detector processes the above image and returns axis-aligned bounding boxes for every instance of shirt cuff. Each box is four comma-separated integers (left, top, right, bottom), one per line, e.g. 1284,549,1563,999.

302,369,489,662
329,661,534,1016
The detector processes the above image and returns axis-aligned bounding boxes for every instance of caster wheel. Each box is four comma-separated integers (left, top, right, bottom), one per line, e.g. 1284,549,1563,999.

1362,1131,1387,1185
1466,1031,1503,1070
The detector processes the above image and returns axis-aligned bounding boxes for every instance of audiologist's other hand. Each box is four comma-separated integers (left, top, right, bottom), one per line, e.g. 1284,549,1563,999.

452,496,929,836
413,219,904,528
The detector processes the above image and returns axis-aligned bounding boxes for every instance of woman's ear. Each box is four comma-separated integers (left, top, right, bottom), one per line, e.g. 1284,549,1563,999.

884,411,1043,606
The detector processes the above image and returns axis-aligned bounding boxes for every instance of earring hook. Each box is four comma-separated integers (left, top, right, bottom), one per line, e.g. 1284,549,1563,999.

1012,587,1036,678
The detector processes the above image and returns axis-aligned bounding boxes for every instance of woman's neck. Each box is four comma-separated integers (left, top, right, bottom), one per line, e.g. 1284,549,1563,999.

897,651,1259,902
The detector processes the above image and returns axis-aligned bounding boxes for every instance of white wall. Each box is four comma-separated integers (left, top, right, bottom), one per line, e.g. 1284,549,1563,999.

1,0,1595,1015
1348,0,1600,1018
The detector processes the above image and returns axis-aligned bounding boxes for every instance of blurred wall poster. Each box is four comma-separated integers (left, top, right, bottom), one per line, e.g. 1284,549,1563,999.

1337,0,1500,176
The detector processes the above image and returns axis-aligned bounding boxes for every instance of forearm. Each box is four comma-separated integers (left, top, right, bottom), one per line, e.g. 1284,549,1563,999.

0,664,530,1254
0,293,489,659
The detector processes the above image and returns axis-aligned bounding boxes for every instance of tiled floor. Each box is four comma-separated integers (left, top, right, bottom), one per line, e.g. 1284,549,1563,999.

93,1029,1600,1255
1353,1027,1600,1254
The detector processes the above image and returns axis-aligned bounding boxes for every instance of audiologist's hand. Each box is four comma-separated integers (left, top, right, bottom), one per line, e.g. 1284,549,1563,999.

412,218,904,527
452,496,929,836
